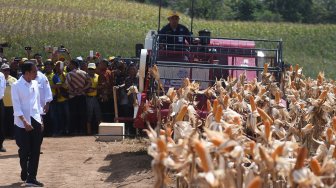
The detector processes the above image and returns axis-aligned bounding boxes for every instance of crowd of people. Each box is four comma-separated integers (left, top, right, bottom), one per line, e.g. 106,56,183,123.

0,10,190,187
0,52,139,144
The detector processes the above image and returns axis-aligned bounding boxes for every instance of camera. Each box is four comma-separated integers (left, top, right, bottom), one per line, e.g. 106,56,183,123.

58,48,66,53
0,42,9,48
58,45,66,52
25,47,32,51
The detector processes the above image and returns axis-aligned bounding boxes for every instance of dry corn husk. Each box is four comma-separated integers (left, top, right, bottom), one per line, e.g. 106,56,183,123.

145,66,336,188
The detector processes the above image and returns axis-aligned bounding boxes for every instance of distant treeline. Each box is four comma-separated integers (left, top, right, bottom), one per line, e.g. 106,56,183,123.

133,0,336,24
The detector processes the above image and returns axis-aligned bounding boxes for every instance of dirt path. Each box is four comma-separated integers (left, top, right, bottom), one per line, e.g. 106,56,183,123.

0,137,154,188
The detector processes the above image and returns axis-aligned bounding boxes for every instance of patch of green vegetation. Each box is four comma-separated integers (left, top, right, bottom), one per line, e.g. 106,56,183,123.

0,0,335,78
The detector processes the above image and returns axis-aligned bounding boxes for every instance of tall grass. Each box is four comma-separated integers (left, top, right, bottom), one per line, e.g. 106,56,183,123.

0,0,335,78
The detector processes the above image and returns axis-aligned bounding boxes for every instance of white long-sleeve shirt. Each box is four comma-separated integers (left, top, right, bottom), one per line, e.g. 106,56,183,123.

11,76,43,128
0,72,5,100
35,71,53,111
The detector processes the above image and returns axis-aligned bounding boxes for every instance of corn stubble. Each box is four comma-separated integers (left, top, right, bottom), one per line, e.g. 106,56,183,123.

145,65,336,187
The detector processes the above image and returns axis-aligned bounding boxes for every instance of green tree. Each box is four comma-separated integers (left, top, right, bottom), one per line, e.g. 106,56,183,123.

235,0,258,21
266,0,313,22
131,0,336,23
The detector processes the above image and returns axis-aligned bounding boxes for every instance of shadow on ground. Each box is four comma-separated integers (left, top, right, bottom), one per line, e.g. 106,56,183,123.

98,150,153,183
0,154,18,160
0,182,25,188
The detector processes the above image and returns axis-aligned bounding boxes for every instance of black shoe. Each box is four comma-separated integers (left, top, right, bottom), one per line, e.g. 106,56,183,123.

0,146,6,152
21,171,27,181
26,179,44,187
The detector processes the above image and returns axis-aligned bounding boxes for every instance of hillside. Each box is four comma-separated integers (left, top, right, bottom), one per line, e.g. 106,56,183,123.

0,0,335,78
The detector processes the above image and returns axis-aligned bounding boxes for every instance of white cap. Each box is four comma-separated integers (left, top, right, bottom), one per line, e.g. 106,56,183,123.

88,63,96,69
76,56,83,61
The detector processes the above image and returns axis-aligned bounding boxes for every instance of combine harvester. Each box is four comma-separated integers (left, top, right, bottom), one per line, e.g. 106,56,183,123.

110,0,285,137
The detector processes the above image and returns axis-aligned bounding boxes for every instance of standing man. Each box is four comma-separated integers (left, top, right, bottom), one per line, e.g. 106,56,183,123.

66,59,91,135
0,68,6,152
1,63,17,139
86,63,101,134
11,61,44,186
33,59,53,136
41,60,54,136
52,61,69,136
159,11,191,51
97,59,114,122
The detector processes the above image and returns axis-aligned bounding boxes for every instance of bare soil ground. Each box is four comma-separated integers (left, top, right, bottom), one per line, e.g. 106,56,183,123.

0,136,155,188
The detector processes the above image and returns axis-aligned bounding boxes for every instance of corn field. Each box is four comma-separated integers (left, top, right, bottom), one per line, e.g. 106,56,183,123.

0,0,335,79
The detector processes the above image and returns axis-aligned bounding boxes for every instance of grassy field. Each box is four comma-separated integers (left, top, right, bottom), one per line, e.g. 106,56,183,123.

0,0,336,78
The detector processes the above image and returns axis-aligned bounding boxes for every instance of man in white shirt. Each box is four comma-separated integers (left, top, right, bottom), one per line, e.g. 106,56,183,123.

11,61,44,187
34,61,53,136
0,71,5,152
31,58,53,114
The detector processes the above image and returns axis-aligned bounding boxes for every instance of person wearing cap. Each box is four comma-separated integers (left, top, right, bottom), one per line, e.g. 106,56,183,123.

86,63,101,134
108,56,115,63
22,57,28,62
1,63,17,139
51,61,69,136
65,59,91,135
0,65,6,152
159,10,191,51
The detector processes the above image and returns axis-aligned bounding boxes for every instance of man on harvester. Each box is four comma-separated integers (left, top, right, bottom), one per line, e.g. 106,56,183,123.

159,11,191,51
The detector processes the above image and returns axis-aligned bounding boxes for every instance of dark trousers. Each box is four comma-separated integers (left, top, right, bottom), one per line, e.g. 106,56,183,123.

69,95,87,134
15,117,43,181
42,102,53,137
4,106,14,138
119,104,136,135
99,99,114,122
51,100,70,135
0,99,4,147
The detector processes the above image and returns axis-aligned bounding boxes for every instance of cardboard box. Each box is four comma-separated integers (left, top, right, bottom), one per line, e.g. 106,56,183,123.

98,122,125,141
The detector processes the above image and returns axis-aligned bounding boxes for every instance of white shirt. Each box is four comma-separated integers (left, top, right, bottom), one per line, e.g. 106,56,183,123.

0,72,5,99
35,71,53,111
11,77,43,128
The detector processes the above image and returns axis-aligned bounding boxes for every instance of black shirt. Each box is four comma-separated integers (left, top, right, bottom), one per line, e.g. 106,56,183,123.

159,24,191,50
